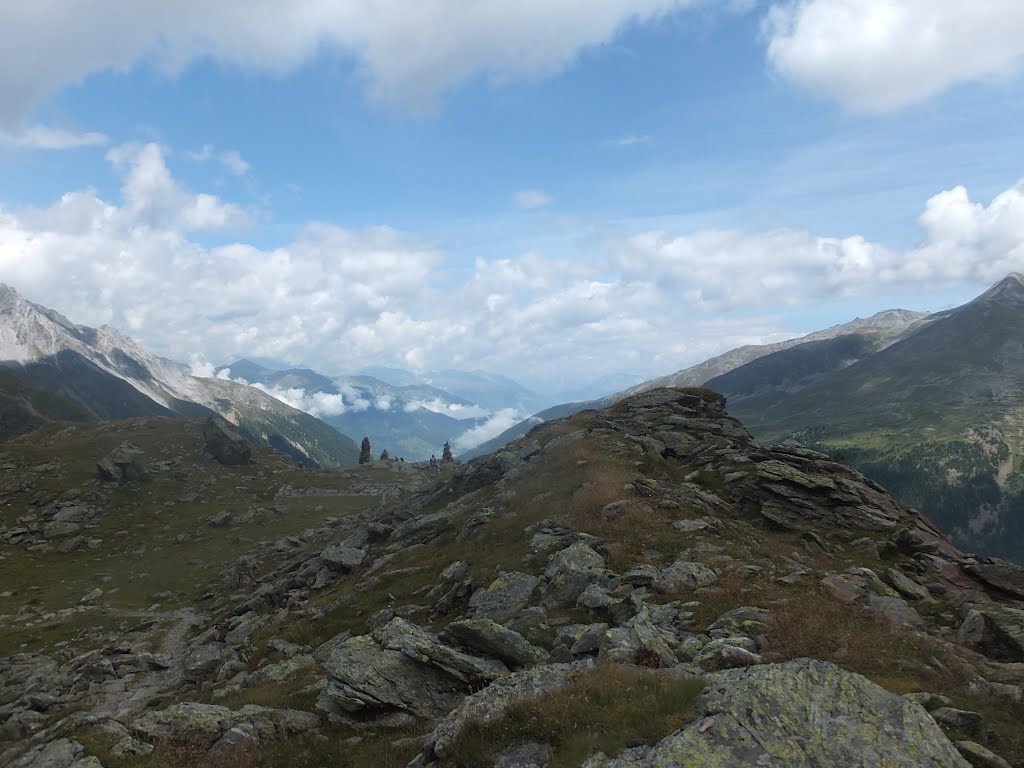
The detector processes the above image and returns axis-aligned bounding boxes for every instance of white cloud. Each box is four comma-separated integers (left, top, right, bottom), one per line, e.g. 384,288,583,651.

189,355,217,378
453,408,525,452
604,134,651,147
105,142,247,231
515,189,553,210
0,125,109,150
0,1,705,126
188,144,214,162
219,150,250,176
765,0,1024,111
3,148,1024,393
404,398,492,419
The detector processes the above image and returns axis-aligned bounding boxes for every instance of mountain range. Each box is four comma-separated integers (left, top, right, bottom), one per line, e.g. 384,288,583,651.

213,360,497,461
710,273,1024,561
462,275,1024,563
0,285,359,468
461,306,931,460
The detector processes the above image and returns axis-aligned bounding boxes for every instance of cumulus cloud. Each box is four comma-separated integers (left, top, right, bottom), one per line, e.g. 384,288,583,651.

3,147,1024,392
453,408,526,452
765,0,1024,111
0,1,706,127
105,142,247,231
515,189,553,209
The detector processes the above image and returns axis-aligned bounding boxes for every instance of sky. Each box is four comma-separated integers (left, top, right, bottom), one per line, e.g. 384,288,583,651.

1,0,1024,397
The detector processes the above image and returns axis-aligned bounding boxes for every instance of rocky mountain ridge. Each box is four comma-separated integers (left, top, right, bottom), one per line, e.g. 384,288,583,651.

1,388,1023,767
711,272,1024,561
0,285,359,468
460,305,932,461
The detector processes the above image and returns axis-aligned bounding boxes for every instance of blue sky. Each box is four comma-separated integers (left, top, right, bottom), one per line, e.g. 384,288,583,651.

1,0,1024,397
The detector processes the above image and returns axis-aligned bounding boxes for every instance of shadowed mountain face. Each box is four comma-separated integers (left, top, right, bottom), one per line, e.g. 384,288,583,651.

0,286,358,467
710,273,1024,562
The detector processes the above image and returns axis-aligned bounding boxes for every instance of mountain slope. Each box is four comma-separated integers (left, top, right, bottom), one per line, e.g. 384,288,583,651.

625,308,931,395
711,273,1024,561
2,388,1022,767
0,286,358,467
462,309,930,461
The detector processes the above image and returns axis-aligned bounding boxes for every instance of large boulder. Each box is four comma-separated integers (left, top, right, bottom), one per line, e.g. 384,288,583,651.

318,635,464,722
202,416,252,466
543,543,609,608
585,659,970,768
957,605,1024,662
413,662,585,764
320,544,366,572
9,738,102,768
469,572,540,623
131,702,317,749
964,558,1024,600
96,442,146,483
441,619,548,668
372,618,509,685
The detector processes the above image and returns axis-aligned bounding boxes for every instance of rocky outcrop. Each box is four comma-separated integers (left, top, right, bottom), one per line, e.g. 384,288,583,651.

96,442,145,483
202,416,252,465
411,662,587,766
584,659,971,768
8,738,103,768
131,702,318,749
468,571,540,622
441,619,548,668
957,605,1024,662
318,618,510,725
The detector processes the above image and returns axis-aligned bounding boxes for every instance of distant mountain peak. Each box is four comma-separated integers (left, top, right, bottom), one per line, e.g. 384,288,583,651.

973,272,1024,307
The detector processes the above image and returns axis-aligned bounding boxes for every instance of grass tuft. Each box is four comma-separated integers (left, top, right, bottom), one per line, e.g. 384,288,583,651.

441,664,704,768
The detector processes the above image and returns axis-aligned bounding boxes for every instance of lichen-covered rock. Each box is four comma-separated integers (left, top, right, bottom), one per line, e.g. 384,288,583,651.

413,662,588,764
372,617,509,684
469,571,540,623
706,606,771,640
317,635,464,721
9,738,103,768
183,642,235,684
957,606,1024,662
96,442,146,483
320,543,367,572
884,568,931,601
555,623,609,656
131,702,317,748
441,619,548,668
692,639,763,672
202,416,252,466
654,557,718,594
867,595,926,629
585,659,970,768
954,740,1013,768
244,654,316,688
543,543,609,608
929,708,985,739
